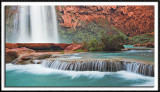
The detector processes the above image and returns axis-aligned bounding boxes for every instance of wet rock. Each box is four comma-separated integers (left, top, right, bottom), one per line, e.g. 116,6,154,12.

15,59,34,65
20,55,36,60
35,54,52,60
5,50,19,63
13,53,61,65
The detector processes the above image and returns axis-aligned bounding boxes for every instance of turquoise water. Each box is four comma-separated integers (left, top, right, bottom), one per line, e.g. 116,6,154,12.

5,49,154,87
123,45,134,48
65,50,154,62
6,64,154,87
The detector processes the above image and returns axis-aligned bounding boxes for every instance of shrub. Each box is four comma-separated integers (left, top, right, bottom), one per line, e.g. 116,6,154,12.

100,31,127,51
129,34,154,45
82,30,127,51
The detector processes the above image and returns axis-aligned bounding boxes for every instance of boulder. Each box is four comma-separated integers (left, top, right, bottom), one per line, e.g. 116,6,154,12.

5,47,35,63
133,44,145,47
145,42,154,48
35,54,52,60
53,43,71,50
14,53,62,65
5,50,19,63
64,43,83,53
11,47,35,55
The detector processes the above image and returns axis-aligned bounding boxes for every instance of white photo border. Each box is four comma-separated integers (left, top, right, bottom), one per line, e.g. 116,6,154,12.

1,1,158,91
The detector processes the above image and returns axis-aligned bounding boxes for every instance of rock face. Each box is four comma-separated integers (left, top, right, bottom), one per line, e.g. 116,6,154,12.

6,43,71,50
5,50,19,63
13,53,63,65
134,42,154,48
145,42,154,48
6,43,19,49
5,43,73,64
5,47,35,63
56,5,154,36
64,43,83,53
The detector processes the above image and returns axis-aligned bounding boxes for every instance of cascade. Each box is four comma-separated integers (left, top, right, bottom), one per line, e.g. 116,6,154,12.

17,6,59,43
41,59,154,76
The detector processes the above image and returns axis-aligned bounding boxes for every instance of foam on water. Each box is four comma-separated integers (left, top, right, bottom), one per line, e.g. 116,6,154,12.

6,63,154,86
59,56,82,60
126,50,152,52
6,63,107,79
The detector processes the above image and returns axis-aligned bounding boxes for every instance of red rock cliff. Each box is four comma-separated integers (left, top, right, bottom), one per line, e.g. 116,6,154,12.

56,5,154,36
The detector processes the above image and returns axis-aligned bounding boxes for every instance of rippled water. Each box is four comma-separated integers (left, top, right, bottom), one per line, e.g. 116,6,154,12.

5,49,154,87
6,64,154,87
63,50,154,62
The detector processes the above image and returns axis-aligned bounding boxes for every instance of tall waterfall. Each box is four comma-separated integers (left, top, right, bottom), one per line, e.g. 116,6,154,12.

17,6,59,43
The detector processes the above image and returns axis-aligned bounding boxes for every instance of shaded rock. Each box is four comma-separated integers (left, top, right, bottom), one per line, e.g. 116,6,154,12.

13,53,62,65
15,59,34,65
5,50,19,63
6,43,19,49
35,54,52,60
18,43,53,50
10,47,35,55
52,43,71,50
133,44,145,47
20,55,36,60
6,43,72,51
145,42,154,48
5,47,35,63
50,54,62,58
64,43,83,53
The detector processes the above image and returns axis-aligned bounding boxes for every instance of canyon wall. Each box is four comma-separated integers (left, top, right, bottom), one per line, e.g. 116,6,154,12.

56,5,154,36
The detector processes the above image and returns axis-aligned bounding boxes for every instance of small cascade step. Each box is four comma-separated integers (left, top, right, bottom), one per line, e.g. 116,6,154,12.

41,59,154,77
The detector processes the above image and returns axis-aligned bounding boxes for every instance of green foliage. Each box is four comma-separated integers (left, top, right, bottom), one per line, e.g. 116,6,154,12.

60,51,64,54
82,30,127,51
58,18,128,51
87,38,99,51
129,34,154,45
75,49,84,52
100,31,127,51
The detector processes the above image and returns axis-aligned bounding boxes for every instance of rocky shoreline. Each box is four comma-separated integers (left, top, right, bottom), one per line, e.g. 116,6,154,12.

5,43,154,77
5,43,154,64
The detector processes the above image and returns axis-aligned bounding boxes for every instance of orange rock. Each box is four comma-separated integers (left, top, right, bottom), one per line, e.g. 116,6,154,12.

6,43,19,49
56,5,154,36
5,50,19,63
53,43,71,50
64,43,83,53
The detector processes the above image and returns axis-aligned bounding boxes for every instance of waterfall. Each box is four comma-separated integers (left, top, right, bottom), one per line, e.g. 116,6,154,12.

17,6,59,43
51,6,59,43
18,6,30,42
41,59,154,76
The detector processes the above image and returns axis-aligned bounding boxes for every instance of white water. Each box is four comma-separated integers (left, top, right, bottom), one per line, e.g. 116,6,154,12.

6,63,154,86
41,59,154,76
18,6,59,43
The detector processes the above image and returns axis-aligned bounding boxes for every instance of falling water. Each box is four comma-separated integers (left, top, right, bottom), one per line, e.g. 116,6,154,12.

41,59,154,76
17,6,59,43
